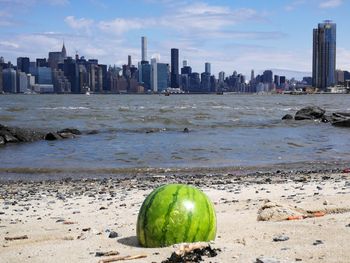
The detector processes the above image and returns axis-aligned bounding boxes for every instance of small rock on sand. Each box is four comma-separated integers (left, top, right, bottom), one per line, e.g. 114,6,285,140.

256,257,280,263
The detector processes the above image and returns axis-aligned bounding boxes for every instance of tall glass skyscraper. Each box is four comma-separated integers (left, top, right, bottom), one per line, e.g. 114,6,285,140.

312,20,336,90
171,48,179,88
141,36,147,62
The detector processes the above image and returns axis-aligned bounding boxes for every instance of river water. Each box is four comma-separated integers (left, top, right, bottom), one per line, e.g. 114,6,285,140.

0,94,350,178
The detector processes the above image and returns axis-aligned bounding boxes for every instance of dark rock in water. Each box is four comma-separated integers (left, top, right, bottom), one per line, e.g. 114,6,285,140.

321,115,331,123
45,132,62,141
3,133,19,143
294,106,326,120
256,257,281,263
0,136,4,145
57,128,82,135
330,112,350,127
108,231,119,238
86,130,99,135
57,132,75,139
6,127,44,142
183,127,190,133
0,124,44,143
282,114,293,120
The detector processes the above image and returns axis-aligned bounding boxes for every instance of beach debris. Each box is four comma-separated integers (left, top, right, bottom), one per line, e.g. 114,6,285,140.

257,200,328,221
345,224,350,227
63,220,77,225
162,243,220,263
273,234,289,242
256,257,281,263
4,235,28,241
257,200,305,221
108,231,119,238
313,240,324,246
97,254,147,263
95,251,120,257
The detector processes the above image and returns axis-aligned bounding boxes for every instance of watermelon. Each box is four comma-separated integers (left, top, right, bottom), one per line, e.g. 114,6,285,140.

136,184,217,248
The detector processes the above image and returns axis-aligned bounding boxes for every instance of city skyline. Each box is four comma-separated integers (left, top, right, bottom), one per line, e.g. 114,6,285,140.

0,0,349,78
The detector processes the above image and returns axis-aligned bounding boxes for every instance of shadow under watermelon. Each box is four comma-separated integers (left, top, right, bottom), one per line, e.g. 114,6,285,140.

117,236,140,247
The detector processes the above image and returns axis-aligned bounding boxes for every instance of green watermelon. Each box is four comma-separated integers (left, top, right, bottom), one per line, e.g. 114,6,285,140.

136,184,217,248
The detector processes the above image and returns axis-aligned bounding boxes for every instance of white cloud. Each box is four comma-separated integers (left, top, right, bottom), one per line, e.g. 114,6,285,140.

98,18,151,35
0,41,19,49
285,0,306,11
64,16,94,32
319,0,343,8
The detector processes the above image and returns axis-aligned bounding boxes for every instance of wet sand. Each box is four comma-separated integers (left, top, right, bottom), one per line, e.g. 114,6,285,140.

0,170,350,263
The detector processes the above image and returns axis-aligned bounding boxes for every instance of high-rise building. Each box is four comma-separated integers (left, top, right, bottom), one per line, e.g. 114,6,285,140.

219,71,225,83
250,70,255,82
263,70,273,84
2,68,17,93
280,76,286,84
37,67,52,84
336,70,345,84
128,55,132,67
141,36,147,62
312,20,336,90
205,62,211,74
201,72,211,92
140,62,151,91
0,65,3,93
63,57,80,93
274,75,280,86
151,58,158,93
183,60,188,67
17,57,30,74
17,71,28,93
48,42,67,69
171,48,179,88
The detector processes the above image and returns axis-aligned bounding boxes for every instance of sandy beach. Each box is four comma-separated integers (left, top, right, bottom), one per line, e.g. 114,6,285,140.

1,170,349,263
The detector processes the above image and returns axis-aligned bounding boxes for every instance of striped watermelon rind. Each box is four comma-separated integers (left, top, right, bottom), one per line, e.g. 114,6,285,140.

136,184,217,248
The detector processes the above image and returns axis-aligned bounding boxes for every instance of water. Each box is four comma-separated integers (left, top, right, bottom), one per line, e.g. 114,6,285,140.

0,94,350,176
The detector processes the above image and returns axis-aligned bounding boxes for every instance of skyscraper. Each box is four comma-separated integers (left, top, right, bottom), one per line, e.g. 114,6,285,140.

312,20,336,90
141,36,147,62
151,58,158,93
17,57,30,74
171,48,179,88
250,70,255,82
205,62,211,74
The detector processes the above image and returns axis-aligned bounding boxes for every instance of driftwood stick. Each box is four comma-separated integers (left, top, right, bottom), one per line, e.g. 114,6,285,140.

95,251,120,257
98,254,147,263
5,235,28,241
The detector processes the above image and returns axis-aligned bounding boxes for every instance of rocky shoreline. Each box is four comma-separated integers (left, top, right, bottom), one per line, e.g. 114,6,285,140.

0,124,84,146
282,105,350,127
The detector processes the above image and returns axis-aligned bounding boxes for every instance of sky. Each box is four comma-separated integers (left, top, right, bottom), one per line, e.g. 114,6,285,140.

0,0,349,78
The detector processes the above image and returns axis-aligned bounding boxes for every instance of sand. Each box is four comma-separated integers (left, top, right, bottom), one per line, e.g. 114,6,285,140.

0,171,349,263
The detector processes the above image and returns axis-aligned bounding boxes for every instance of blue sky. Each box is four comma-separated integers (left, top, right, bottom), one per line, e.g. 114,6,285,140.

0,0,349,78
